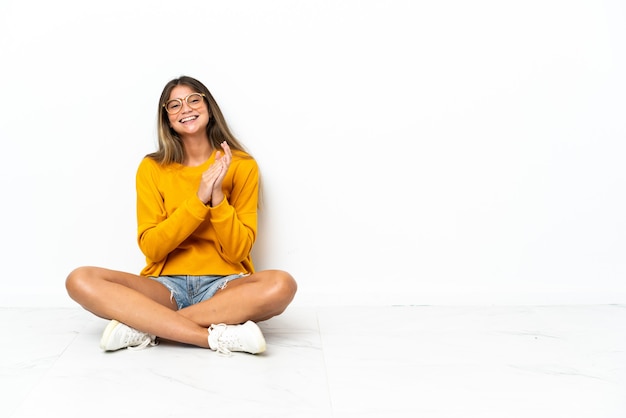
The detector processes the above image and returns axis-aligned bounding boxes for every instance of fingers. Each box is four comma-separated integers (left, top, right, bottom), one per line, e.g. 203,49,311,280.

202,143,232,184
198,163,220,198
213,142,231,175
220,141,232,165
215,142,230,155
203,158,225,182
198,142,232,205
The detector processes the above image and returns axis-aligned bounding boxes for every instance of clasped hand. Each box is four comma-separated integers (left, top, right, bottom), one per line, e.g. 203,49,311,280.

197,141,232,206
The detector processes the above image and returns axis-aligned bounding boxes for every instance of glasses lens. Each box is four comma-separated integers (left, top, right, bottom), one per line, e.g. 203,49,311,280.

165,99,182,114
187,93,204,108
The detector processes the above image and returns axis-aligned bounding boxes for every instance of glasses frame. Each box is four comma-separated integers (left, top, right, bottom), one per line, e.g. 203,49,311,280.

163,93,207,115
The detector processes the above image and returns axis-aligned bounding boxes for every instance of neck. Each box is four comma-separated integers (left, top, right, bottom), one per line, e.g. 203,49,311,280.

181,134,213,167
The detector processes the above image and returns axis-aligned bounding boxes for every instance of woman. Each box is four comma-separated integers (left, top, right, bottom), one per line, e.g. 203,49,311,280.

66,76,297,355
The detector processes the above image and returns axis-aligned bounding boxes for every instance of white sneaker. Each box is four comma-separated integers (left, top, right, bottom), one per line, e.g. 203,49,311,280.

208,321,266,355
100,320,158,351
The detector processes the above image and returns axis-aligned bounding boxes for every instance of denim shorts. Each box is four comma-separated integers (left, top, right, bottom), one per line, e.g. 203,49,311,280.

149,274,247,310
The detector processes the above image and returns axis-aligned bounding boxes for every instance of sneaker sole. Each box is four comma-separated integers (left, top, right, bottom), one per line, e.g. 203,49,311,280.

99,319,121,351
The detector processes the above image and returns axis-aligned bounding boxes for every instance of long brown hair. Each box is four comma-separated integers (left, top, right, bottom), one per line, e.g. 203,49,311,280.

148,76,250,164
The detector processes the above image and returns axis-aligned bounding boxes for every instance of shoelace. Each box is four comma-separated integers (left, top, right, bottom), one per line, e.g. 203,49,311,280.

126,329,158,351
209,323,241,356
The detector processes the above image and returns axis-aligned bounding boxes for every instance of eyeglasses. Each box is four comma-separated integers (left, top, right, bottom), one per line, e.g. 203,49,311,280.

163,93,206,114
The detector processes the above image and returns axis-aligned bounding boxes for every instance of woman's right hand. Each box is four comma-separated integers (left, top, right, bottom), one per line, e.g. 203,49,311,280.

197,159,222,205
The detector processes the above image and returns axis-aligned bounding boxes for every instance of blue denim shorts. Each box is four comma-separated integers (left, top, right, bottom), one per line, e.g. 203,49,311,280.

149,274,247,310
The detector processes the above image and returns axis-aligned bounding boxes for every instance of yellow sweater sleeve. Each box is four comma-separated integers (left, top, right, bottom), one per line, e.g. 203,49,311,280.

135,154,258,277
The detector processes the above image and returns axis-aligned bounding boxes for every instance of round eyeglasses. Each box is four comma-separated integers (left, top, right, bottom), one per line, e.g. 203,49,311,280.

163,93,206,114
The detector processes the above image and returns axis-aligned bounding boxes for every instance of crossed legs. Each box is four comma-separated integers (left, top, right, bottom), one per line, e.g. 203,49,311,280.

65,267,297,348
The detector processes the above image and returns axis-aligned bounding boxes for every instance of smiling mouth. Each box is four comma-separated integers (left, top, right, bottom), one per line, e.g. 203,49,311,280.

180,116,198,123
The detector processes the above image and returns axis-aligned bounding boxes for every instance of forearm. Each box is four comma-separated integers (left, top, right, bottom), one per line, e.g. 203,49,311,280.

138,196,208,262
210,200,256,263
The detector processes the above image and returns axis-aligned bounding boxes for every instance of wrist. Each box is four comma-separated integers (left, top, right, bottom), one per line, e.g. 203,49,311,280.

211,196,225,207
211,191,224,206
197,193,211,207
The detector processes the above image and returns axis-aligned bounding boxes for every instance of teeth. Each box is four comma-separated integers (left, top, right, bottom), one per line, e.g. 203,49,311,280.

180,116,197,123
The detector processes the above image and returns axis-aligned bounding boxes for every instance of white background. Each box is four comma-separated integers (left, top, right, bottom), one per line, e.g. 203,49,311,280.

0,0,625,307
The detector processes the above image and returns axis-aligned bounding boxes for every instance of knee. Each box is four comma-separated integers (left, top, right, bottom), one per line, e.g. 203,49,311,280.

268,270,297,303
65,266,97,300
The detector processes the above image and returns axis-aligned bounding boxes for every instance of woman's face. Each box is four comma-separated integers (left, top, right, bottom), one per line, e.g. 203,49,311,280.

165,85,210,137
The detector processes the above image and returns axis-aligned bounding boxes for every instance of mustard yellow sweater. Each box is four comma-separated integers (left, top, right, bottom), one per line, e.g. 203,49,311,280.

135,151,258,277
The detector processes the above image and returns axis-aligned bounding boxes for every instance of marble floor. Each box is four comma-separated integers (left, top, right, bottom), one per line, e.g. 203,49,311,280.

1,305,625,417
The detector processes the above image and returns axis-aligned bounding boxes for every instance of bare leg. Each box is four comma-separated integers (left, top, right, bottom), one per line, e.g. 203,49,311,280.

179,270,298,327
65,266,297,348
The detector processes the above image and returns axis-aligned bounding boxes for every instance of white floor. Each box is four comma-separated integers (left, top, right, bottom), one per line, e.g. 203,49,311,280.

1,305,625,417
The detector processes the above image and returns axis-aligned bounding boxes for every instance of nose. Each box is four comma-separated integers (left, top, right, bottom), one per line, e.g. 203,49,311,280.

181,100,193,112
